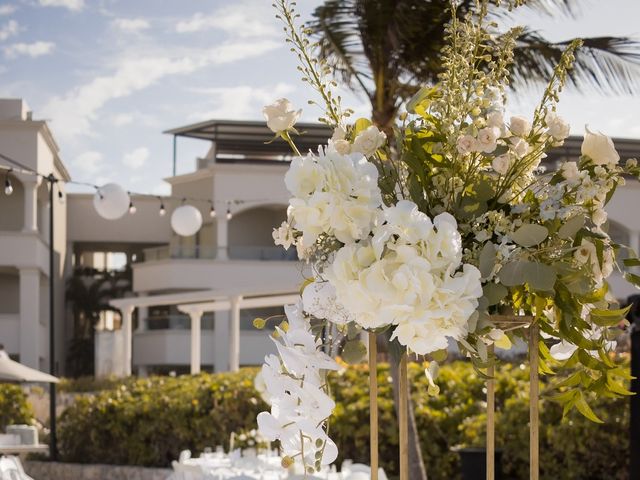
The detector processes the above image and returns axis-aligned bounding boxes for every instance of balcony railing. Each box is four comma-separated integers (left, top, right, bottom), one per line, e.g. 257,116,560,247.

141,245,297,262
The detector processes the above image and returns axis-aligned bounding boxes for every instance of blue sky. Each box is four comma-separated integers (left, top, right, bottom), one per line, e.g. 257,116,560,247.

1,0,640,195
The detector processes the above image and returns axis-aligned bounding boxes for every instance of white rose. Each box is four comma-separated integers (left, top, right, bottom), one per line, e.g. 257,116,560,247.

330,139,351,155
262,98,301,134
477,127,500,153
560,161,579,182
591,209,607,227
509,116,531,137
545,112,570,141
456,134,477,154
332,126,346,141
581,126,619,166
510,138,530,158
491,154,510,175
352,125,386,157
486,110,504,128
626,158,638,168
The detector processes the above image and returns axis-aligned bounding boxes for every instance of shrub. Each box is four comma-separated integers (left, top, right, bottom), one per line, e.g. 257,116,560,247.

0,384,33,431
57,362,629,479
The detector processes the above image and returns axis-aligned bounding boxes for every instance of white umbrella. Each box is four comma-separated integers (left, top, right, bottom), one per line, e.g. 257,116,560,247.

0,354,59,383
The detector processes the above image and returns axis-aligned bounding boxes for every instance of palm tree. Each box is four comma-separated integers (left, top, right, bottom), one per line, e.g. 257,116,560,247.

65,266,132,376
309,1,640,478
310,0,640,133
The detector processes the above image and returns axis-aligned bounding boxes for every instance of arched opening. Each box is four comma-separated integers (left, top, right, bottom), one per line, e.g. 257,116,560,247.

228,204,295,260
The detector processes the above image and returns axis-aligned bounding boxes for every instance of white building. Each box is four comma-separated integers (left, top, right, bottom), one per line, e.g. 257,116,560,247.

0,98,70,371
0,97,639,377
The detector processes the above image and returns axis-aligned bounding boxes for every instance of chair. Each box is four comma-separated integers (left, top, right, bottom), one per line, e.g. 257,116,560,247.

0,456,34,480
342,473,370,480
168,461,206,480
179,449,192,463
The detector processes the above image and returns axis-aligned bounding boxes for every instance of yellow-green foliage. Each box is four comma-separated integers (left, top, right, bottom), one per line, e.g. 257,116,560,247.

0,384,33,430
57,363,628,479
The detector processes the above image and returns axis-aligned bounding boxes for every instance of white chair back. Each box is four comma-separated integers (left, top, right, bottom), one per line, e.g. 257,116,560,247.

178,449,192,463
342,473,370,480
0,455,33,480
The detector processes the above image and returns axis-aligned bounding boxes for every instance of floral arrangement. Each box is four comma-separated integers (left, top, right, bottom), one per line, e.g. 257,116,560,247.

230,428,270,452
257,0,640,474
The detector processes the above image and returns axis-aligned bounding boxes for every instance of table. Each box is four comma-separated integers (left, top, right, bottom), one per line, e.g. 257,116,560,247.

0,445,48,455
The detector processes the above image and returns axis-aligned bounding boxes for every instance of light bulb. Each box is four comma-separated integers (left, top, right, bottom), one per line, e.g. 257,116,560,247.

159,204,166,216
58,190,64,203
226,208,232,221
4,178,13,196
209,206,216,218
128,201,137,214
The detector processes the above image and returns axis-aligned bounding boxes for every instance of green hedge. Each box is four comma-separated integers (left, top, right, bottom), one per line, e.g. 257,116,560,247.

0,384,33,431
57,363,629,479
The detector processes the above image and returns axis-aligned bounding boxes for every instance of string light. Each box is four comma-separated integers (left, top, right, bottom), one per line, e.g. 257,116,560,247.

128,200,137,214
58,189,64,204
159,200,166,217
4,169,13,196
209,201,216,218
226,202,232,220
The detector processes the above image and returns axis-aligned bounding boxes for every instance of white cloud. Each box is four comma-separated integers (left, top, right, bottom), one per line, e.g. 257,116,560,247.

73,151,103,175
4,41,55,58
111,113,134,126
0,19,19,41
112,18,150,33
188,83,295,121
39,0,84,11
176,1,277,38
122,147,149,169
42,39,278,143
0,5,16,16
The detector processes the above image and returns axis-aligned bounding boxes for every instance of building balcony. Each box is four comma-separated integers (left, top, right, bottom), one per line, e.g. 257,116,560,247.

0,231,49,274
132,247,305,293
141,244,297,262
131,329,274,370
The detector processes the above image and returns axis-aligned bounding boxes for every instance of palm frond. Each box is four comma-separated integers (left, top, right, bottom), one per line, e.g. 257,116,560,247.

309,0,372,96
512,30,640,94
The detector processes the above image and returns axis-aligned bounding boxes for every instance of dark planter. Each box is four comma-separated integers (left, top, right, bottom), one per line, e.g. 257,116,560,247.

457,447,503,480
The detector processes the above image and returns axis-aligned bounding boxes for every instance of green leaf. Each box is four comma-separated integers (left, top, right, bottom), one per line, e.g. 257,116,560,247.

499,260,528,286
523,261,557,291
406,86,437,114
511,224,549,247
353,118,372,136
483,283,508,306
574,393,604,423
341,339,368,364
479,242,497,279
623,257,640,267
558,215,585,240
625,272,640,287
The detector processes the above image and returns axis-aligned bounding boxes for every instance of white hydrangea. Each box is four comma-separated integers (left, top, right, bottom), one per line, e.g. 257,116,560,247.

284,147,382,244
325,200,482,354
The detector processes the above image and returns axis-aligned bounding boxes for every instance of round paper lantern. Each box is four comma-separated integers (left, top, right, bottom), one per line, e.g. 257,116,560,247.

171,205,203,237
93,183,130,220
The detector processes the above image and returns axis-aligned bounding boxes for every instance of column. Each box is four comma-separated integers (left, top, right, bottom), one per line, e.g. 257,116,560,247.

216,216,229,260
229,296,242,372
189,309,203,374
122,305,134,377
19,268,40,368
214,310,230,372
136,295,148,333
22,179,38,233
